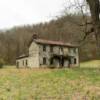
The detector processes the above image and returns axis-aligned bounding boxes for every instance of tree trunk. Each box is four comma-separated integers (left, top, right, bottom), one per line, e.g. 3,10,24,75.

86,0,100,54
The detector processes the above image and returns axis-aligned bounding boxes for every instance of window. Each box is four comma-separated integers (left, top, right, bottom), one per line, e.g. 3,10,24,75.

74,58,77,64
43,57,46,65
43,45,46,51
69,59,72,64
68,48,71,53
69,48,77,54
23,60,24,66
61,47,63,52
50,59,53,65
73,48,77,53
16,62,19,68
26,60,28,66
50,46,53,52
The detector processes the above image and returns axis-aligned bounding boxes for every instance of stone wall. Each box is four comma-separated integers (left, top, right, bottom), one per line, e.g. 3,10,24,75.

16,41,79,68
16,41,40,68
16,57,28,68
39,44,79,67
28,41,39,68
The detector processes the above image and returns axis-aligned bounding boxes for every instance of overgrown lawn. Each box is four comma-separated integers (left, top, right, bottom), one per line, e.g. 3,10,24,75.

0,61,100,100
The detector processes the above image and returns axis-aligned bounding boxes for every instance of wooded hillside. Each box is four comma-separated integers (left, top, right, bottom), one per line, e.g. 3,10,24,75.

0,15,98,64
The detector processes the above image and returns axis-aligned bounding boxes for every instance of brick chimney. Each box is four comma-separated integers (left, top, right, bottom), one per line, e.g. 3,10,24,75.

33,33,38,40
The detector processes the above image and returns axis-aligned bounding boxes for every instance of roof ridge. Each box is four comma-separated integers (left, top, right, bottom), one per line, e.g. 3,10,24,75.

34,38,78,47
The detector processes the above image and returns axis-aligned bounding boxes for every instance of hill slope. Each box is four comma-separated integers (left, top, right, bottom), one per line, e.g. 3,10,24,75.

0,15,98,64
81,60,100,68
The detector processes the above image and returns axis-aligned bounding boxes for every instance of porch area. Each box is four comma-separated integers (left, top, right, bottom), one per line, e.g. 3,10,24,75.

50,54,74,68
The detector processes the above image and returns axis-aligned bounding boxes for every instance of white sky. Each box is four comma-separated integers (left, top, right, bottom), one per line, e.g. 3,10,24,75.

0,0,66,30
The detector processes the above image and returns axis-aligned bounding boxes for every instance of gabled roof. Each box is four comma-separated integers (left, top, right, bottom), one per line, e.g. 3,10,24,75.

16,54,29,59
34,39,78,47
28,34,79,47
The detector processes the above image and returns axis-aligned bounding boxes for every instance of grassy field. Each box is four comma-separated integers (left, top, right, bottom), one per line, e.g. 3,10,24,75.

80,60,100,68
0,60,100,100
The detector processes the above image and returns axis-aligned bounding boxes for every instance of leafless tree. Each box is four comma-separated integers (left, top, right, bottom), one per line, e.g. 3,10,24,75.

86,0,100,52
63,0,93,42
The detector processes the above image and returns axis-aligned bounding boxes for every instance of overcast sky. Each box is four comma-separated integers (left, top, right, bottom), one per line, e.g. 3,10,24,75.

0,0,67,30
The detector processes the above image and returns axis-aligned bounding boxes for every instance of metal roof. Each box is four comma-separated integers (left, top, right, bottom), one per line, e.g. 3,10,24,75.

34,39,78,47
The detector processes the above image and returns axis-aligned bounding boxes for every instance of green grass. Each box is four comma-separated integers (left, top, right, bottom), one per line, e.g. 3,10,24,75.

80,60,100,68
0,61,100,100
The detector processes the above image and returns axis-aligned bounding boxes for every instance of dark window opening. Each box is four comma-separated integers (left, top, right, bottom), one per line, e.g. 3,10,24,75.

73,48,77,53
16,62,19,68
61,47,63,52
68,48,71,53
26,60,28,66
50,46,53,52
23,60,24,66
69,59,72,64
43,45,46,51
74,58,77,64
50,59,53,65
43,57,46,65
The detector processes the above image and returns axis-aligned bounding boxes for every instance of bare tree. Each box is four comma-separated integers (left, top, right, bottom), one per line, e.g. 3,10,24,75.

64,0,100,49
86,0,100,52
63,0,93,41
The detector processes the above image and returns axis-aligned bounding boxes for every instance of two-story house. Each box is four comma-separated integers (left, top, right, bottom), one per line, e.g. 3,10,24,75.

16,34,79,68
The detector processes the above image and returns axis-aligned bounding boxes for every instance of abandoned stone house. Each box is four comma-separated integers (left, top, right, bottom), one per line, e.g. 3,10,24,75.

16,34,79,68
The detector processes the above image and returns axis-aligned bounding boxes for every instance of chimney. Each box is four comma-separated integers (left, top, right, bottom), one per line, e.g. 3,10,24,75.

33,33,38,40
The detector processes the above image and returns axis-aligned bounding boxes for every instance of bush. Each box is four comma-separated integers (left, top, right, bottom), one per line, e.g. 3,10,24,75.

0,59,5,68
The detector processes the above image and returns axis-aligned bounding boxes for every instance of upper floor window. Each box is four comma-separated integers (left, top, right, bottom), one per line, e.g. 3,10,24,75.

69,48,77,54
73,48,77,53
61,47,63,52
50,46,53,52
68,48,72,53
43,45,46,51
